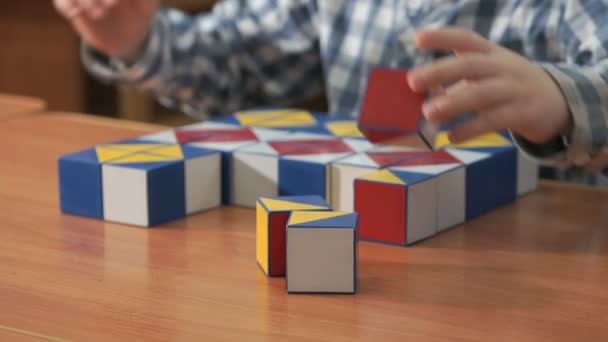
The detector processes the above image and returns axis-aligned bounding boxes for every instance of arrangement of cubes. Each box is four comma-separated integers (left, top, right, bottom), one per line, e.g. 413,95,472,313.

256,195,358,294
231,133,373,208
57,66,542,295
58,140,221,227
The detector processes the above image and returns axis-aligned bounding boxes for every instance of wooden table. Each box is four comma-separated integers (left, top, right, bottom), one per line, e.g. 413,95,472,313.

0,93,45,120
1,112,608,341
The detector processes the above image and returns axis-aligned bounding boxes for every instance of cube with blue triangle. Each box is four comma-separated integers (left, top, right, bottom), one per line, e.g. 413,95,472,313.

286,211,358,294
354,165,438,246
256,196,331,277
137,121,289,204
231,133,373,207
434,132,518,220
58,140,221,227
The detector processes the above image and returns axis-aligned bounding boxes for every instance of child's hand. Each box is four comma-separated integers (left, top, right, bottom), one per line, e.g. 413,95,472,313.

406,28,573,144
54,0,158,62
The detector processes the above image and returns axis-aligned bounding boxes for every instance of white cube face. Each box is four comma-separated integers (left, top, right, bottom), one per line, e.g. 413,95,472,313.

517,151,539,196
185,154,221,214
102,165,149,226
437,168,466,232
406,180,438,244
231,153,278,207
287,228,355,293
330,164,376,212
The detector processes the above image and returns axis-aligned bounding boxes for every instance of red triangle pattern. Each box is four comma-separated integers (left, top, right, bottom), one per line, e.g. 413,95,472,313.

367,151,427,167
269,139,354,156
175,128,258,143
392,150,461,167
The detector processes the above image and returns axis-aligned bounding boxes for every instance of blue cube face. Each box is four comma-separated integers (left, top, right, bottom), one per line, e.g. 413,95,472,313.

146,162,187,226
58,149,103,219
464,147,517,219
278,159,327,199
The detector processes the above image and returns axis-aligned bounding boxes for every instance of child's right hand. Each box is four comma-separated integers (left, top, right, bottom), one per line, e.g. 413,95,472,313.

54,0,158,62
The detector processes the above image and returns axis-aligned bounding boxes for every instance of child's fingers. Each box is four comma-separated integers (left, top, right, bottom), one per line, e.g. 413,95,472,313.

415,28,493,54
408,54,498,92
422,79,510,124
447,106,508,143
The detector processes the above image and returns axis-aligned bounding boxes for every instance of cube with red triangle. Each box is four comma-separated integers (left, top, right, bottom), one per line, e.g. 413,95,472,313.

231,133,373,207
137,121,290,204
354,165,438,246
358,68,436,147
286,210,358,294
329,146,428,212
256,195,331,277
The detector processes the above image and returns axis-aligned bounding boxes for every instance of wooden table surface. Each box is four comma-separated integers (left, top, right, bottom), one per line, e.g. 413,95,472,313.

1,112,608,341
0,93,45,120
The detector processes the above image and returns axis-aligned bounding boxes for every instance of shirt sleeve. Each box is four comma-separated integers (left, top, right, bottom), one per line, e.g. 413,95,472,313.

81,0,324,119
511,0,608,175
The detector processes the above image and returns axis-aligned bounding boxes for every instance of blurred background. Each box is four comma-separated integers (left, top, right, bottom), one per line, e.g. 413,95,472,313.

1,1,218,127
1,1,605,186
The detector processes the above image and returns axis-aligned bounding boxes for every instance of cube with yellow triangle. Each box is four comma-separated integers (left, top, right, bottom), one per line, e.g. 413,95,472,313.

256,196,331,277
354,167,438,246
434,132,519,220
286,210,358,294
58,140,221,227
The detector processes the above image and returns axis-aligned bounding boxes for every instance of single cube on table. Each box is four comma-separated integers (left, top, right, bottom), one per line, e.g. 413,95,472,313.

286,210,358,294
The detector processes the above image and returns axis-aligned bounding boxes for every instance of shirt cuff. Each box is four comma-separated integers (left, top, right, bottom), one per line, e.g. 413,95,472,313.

513,62,608,170
80,12,165,85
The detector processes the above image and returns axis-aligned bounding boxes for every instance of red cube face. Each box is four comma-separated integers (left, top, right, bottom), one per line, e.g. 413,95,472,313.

354,179,407,245
358,68,426,144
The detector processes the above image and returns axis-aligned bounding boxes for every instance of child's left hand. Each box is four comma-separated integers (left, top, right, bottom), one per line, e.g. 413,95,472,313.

406,28,573,145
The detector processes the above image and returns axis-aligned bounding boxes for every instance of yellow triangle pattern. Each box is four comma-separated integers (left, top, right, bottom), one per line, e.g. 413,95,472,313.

110,153,181,164
288,211,350,226
148,145,184,158
434,132,512,149
260,198,329,212
96,147,130,163
100,144,167,153
359,169,405,185
236,109,316,127
326,121,364,138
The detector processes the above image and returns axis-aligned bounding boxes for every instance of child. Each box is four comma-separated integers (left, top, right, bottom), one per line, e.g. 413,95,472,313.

54,0,608,175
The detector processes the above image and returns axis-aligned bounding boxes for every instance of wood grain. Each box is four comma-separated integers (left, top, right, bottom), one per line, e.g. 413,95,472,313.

1,113,608,341
0,93,46,120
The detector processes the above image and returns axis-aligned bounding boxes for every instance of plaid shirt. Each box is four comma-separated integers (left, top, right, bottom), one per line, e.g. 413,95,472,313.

83,0,608,174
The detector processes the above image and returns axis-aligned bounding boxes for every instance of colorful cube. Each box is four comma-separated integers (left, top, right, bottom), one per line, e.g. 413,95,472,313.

329,146,427,212
354,168,437,246
138,121,289,204
358,68,436,147
388,150,465,232
231,133,373,207
58,141,221,227
286,211,358,294
434,132,518,220
256,196,331,277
